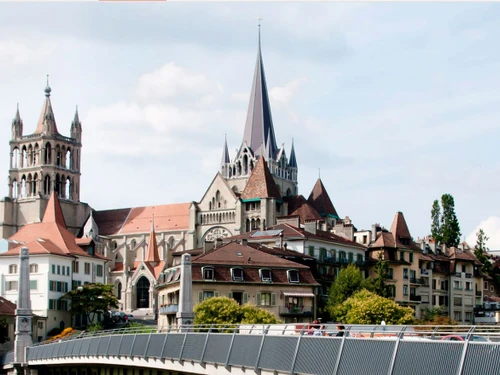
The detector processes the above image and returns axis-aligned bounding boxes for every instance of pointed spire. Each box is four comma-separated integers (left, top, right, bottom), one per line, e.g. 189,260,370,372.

42,191,67,228
145,214,160,263
239,25,278,160
221,134,230,165
390,211,415,249
307,179,339,219
241,156,281,200
35,76,59,135
289,138,298,168
72,106,80,125
13,103,21,123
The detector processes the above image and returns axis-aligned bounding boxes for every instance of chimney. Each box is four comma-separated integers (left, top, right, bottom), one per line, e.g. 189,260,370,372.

304,220,317,235
203,241,215,253
241,238,248,246
371,224,378,242
215,238,223,248
319,221,327,231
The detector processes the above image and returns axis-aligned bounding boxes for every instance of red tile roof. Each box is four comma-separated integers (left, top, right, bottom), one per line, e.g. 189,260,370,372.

94,203,190,236
240,157,281,200
307,179,339,218
1,192,106,260
370,212,420,251
145,228,160,263
285,196,323,223
0,296,17,316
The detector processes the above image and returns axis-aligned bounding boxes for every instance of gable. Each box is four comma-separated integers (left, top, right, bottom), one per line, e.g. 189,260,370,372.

198,172,238,211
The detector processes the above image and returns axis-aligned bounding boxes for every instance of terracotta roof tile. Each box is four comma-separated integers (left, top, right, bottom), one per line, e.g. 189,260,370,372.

240,157,281,200
0,296,17,316
94,203,190,236
307,179,339,218
285,196,322,224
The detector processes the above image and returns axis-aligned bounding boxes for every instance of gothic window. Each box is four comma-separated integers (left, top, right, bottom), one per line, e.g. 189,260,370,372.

27,174,32,197
34,144,39,165
44,175,51,195
22,146,27,168
20,175,27,198
117,282,122,300
28,144,33,166
204,227,230,242
55,145,61,166
44,142,51,164
12,179,18,198
65,177,71,200
12,148,19,168
32,173,38,196
66,149,72,170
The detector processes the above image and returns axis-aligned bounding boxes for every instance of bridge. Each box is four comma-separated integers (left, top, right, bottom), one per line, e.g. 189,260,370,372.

2,324,500,375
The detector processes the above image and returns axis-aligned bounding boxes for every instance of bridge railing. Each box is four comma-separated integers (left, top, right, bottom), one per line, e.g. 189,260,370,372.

19,324,500,375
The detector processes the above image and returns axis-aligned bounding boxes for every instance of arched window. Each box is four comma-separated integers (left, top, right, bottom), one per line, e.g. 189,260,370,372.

32,173,38,196
33,144,39,165
12,148,19,169
55,145,61,166
21,146,27,168
66,149,72,170
44,175,51,195
20,175,26,198
12,179,19,199
30,264,38,273
44,142,51,164
28,145,33,166
27,174,32,197
65,177,71,199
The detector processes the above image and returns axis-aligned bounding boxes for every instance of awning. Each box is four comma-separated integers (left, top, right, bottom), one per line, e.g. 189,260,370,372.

282,292,315,298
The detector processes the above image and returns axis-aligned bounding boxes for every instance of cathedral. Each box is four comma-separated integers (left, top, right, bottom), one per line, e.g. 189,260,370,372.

0,30,347,316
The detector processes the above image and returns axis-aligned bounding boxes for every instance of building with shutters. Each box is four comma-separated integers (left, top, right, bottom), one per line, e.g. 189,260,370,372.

157,240,319,328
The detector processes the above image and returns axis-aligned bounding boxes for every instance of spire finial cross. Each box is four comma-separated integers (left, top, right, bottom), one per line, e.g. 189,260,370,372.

319,168,321,179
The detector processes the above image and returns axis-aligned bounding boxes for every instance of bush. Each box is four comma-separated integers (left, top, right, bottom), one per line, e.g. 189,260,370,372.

85,322,103,332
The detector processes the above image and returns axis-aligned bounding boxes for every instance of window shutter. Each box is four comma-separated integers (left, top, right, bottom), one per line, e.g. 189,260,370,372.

271,293,277,306
243,292,249,304
256,293,261,306
228,292,233,299
214,291,219,297
198,291,203,303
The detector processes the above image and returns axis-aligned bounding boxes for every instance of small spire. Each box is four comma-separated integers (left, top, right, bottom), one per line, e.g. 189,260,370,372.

288,138,298,168
44,75,51,97
13,103,21,123
73,105,80,124
319,168,321,179
221,134,230,166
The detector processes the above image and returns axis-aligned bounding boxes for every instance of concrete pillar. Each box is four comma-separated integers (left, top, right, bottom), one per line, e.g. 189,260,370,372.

14,246,33,363
176,254,194,330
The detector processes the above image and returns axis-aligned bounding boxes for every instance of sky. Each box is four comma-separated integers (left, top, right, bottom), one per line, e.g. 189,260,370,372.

0,2,499,249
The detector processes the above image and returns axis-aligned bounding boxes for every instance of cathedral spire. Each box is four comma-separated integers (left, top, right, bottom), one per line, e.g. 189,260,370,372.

288,138,298,168
221,134,230,165
35,76,59,135
12,103,23,139
71,105,82,142
239,25,278,159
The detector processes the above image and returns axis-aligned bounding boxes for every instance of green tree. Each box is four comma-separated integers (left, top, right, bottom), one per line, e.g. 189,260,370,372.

370,252,391,298
440,194,461,248
63,283,118,324
194,297,281,326
0,317,9,344
430,199,442,243
417,306,456,325
194,297,242,325
327,264,371,319
474,229,492,275
335,290,415,325
241,304,280,324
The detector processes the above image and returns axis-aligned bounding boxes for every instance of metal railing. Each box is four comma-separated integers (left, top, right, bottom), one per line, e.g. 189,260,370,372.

4,324,500,375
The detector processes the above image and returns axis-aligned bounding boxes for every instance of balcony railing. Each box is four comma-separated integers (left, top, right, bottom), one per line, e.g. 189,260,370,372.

159,304,178,314
465,273,472,279
321,257,365,267
410,278,424,285
279,306,313,316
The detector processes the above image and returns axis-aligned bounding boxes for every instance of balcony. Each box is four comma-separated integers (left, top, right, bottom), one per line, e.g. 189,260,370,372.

409,295,421,302
410,278,424,285
159,304,178,314
279,306,313,316
420,269,429,277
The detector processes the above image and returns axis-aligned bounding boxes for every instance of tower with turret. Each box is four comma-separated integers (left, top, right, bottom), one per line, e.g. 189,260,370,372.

1,78,90,238
219,26,298,197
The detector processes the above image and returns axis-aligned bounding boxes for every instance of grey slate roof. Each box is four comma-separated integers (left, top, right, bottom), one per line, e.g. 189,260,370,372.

239,28,278,160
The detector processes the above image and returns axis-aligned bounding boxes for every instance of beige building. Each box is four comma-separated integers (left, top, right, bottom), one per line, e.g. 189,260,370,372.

157,241,319,328
417,238,483,324
365,212,424,317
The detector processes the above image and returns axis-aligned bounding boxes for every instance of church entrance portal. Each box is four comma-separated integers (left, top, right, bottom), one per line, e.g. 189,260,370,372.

136,276,150,309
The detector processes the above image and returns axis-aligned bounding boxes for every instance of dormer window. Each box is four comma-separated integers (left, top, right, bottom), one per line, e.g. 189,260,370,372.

203,267,215,281
260,269,272,282
287,270,300,283
166,270,175,283
231,268,244,281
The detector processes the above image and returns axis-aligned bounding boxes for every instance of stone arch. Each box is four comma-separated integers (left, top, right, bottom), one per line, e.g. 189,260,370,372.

65,177,71,199
21,146,28,168
12,179,18,199
136,276,150,309
44,175,51,195
167,236,175,250
34,143,39,165
55,144,62,166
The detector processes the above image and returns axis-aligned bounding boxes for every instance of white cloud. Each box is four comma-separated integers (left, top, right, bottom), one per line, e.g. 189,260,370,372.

0,38,57,66
269,78,307,106
136,62,220,100
466,217,500,250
